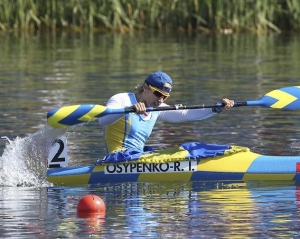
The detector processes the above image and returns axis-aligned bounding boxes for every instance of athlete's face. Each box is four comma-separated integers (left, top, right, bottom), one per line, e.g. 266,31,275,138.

144,84,171,107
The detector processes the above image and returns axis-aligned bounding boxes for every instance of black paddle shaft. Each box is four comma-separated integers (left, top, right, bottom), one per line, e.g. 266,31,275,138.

123,101,248,113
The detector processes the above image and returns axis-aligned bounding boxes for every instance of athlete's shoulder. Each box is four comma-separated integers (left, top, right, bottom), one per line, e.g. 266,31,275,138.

107,92,135,108
110,92,133,100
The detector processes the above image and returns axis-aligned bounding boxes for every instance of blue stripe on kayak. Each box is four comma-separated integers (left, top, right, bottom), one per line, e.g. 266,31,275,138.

46,166,94,176
293,173,300,181
247,155,298,173
190,171,245,181
88,171,140,184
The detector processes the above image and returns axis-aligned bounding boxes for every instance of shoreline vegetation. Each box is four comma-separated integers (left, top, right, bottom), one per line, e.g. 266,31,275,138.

0,0,300,34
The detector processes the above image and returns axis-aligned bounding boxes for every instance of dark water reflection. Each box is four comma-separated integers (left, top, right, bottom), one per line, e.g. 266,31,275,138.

1,31,300,237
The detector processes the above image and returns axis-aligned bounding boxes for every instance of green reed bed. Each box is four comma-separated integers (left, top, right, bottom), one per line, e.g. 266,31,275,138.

0,0,299,33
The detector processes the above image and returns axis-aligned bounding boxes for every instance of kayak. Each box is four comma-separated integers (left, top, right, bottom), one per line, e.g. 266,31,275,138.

46,137,300,186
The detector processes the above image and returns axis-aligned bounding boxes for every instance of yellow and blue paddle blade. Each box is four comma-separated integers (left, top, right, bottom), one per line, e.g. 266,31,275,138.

47,104,125,128
246,86,300,109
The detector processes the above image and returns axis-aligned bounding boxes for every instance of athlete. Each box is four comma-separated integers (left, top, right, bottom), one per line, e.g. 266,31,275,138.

98,71,234,160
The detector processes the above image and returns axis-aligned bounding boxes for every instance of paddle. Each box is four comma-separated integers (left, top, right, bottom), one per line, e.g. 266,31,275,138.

47,86,300,128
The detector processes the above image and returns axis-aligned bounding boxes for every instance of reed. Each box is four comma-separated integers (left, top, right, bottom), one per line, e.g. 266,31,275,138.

0,0,299,33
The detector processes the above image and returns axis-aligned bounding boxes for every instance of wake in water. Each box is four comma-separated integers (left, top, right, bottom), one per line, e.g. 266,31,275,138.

0,125,67,187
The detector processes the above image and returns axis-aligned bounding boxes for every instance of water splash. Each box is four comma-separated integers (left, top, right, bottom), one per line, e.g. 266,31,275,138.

0,125,67,187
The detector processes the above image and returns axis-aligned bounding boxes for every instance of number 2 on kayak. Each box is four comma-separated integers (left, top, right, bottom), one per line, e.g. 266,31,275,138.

47,136,68,168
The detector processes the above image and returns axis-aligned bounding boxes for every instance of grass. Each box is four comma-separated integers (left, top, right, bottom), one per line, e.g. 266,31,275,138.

0,0,299,33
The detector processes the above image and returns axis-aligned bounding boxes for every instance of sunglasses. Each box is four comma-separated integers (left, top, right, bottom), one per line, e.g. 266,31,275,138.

148,84,170,100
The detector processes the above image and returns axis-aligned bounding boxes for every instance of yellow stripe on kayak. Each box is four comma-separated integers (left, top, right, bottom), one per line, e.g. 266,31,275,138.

47,174,91,186
266,89,297,109
92,165,105,172
198,151,259,172
137,146,189,164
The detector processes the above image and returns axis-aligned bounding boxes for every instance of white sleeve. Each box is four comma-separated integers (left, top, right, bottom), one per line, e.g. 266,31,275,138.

157,103,217,123
98,93,128,126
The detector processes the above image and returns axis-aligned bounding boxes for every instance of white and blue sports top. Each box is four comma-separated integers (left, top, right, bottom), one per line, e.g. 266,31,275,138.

99,92,216,153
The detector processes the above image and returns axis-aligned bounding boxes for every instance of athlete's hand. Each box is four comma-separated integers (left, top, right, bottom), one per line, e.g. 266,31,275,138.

134,102,148,116
222,98,235,110
213,98,235,113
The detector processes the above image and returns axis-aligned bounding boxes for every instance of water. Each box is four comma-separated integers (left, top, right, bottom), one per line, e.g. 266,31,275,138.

0,126,66,187
1,31,300,237
2,183,300,238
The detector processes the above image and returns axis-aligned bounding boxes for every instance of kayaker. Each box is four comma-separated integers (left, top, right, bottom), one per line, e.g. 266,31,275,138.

98,71,234,162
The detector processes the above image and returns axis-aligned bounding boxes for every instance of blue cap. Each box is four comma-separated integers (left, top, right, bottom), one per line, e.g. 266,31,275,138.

145,71,172,93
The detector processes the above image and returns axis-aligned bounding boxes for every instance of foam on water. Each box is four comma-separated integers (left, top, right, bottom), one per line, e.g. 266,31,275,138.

0,125,67,187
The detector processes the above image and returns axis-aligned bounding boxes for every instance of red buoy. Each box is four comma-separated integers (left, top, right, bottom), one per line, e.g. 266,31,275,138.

77,194,106,218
